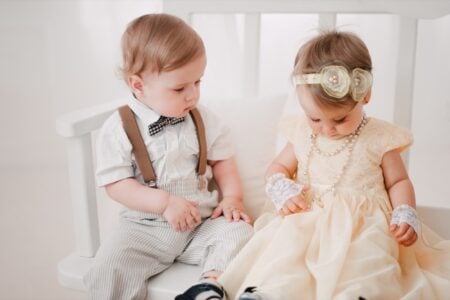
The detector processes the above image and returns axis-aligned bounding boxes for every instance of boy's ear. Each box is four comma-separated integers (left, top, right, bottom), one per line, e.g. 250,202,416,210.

128,75,144,95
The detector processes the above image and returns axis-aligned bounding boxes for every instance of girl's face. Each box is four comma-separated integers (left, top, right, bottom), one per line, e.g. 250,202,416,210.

130,54,207,118
298,86,368,139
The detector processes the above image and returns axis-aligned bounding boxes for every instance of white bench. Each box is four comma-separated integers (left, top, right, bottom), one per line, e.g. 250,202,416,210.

56,96,450,299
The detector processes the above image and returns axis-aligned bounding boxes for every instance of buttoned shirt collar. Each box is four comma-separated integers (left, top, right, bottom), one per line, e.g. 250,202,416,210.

127,96,160,125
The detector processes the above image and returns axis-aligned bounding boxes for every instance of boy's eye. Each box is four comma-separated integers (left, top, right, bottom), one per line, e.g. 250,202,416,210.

174,87,184,92
195,80,201,85
310,118,320,123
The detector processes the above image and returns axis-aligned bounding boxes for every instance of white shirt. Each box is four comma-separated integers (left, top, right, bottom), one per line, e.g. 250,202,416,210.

95,97,234,187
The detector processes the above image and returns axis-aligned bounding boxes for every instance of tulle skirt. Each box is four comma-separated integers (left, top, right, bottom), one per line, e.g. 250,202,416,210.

219,193,450,300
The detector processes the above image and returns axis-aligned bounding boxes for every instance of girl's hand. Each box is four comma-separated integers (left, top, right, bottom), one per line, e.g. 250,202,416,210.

279,186,310,216
163,195,202,232
211,197,252,224
389,204,419,246
390,223,418,246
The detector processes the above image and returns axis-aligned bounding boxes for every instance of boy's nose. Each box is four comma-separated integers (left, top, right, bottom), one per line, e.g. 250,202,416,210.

184,84,198,101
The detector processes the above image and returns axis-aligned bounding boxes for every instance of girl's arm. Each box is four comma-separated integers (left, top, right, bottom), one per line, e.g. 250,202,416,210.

210,157,251,223
265,143,298,179
382,149,418,246
382,150,415,208
265,143,309,215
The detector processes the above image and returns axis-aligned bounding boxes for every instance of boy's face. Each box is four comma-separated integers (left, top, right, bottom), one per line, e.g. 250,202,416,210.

297,86,369,139
130,54,206,118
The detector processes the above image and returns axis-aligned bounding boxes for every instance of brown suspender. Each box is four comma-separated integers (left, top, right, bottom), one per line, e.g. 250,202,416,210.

118,106,156,186
189,108,207,177
118,105,207,187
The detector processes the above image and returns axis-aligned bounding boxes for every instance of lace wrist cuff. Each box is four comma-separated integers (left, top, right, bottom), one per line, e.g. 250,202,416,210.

390,204,419,234
265,173,303,210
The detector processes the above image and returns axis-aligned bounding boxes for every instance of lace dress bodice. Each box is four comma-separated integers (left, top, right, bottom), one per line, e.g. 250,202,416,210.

280,115,413,212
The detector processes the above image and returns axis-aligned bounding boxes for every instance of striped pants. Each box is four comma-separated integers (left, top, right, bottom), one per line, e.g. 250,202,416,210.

84,215,253,300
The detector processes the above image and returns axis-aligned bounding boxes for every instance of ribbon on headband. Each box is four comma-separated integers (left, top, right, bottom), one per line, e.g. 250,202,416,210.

293,65,373,102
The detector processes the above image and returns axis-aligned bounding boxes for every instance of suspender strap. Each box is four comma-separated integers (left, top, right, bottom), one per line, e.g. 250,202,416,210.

118,105,157,187
118,105,207,187
189,108,207,176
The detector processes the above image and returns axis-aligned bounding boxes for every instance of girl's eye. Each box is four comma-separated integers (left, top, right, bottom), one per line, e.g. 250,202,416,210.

195,80,201,85
310,118,320,123
335,118,346,124
174,87,184,92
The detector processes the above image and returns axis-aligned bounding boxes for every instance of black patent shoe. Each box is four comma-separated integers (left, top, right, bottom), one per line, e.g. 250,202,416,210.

175,279,226,300
238,287,264,300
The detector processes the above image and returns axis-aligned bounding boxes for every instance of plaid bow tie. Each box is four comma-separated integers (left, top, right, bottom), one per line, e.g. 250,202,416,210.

148,116,185,136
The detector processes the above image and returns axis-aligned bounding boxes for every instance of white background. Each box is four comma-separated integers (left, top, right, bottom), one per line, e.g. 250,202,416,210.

0,1,449,299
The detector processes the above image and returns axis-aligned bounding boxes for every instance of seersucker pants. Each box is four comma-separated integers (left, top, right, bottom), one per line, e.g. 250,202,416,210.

84,214,253,300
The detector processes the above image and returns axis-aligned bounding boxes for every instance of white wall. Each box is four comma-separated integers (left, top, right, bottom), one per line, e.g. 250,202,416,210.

0,1,449,299
410,15,450,208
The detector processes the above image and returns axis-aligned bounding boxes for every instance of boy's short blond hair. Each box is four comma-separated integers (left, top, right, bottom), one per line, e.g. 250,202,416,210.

121,13,205,81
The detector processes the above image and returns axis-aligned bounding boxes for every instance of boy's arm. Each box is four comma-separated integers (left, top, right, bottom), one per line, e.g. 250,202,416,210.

105,178,169,214
210,157,242,200
105,178,202,231
382,149,417,246
210,157,251,223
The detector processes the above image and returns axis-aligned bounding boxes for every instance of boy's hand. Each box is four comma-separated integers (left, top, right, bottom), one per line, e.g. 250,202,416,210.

279,186,310,217
163,195,202,232
390,223,418,246
211,197,252,224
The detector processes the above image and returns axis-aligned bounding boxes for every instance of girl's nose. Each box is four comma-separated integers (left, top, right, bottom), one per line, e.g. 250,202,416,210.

322,124,335,135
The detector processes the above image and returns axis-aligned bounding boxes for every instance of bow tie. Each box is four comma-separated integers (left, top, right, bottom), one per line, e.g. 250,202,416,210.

148,116,185,136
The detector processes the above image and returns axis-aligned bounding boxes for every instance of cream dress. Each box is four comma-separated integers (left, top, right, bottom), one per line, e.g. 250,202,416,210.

220,115,450,300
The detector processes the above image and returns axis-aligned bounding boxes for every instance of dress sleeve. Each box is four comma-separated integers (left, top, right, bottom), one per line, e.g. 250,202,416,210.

278,115,307,145
372,119,413,156
383,120,413,154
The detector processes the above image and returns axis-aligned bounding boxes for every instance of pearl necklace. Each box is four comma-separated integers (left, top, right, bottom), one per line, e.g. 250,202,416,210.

302,115,368,207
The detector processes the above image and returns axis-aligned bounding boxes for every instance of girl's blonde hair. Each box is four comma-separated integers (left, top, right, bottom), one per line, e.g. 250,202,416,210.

120,13,205,81
293,30,372,107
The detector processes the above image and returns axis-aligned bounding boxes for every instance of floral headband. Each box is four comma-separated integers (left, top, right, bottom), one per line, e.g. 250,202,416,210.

293,65,373,102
